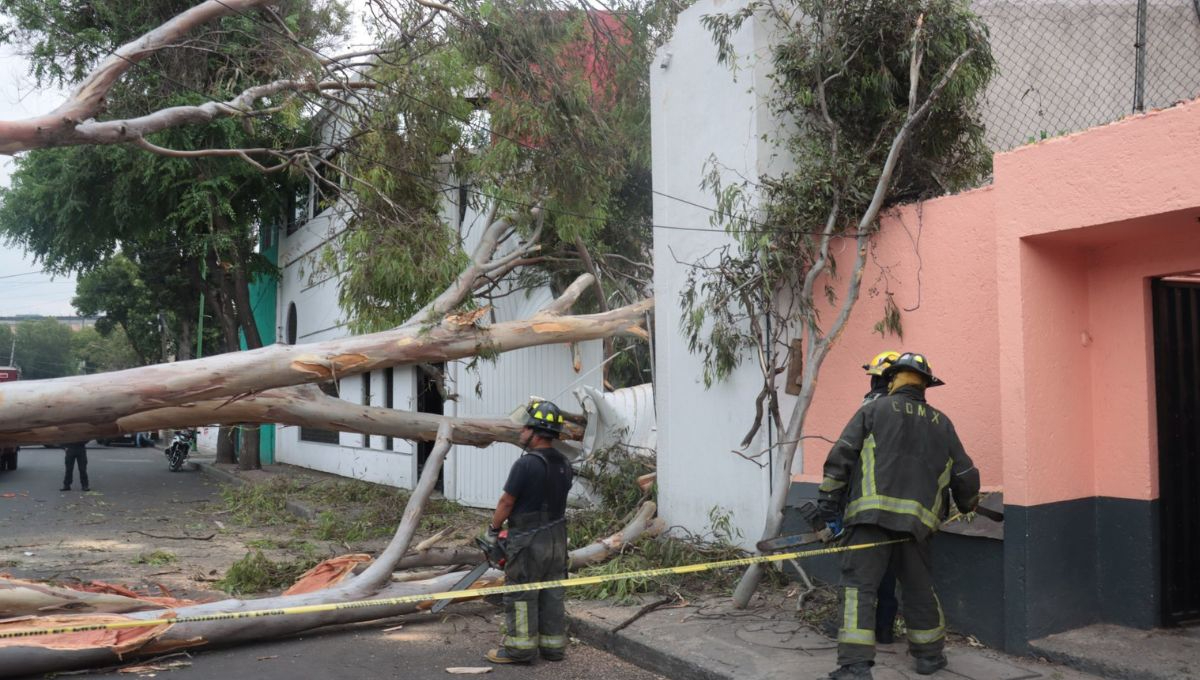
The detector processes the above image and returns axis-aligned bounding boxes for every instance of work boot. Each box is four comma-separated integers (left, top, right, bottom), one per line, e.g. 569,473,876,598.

539,649,565,662
59,486,71,491
827,662,873,679
913,654,948,675
485,648,532,665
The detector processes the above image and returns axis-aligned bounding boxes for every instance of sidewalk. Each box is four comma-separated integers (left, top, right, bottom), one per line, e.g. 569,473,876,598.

193,461,1115,680
568,596,1107,680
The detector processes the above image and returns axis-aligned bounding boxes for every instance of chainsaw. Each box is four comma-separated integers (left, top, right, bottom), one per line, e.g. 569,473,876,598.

755,499,1004,553
429,530,507,614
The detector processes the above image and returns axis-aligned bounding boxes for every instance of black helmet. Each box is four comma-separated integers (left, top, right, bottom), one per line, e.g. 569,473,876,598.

884,352,946,387
524,400,565,438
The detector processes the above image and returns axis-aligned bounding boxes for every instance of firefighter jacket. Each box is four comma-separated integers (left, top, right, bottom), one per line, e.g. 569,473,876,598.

818,385,980,541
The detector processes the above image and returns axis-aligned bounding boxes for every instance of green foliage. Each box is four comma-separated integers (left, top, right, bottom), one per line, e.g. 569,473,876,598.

571,509,746,601
0,0,347,354
72,255,164,364
220,477,484,544
685,0,995,387
567,446,655,549
13,317,76,379
332,0,682,336
216,550,322,595
72,326,142,373
132,549,177,566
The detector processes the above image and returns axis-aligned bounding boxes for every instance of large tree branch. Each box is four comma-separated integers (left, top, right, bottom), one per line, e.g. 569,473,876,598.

732,31,974,609
0,0,269,153
0,297,652,445
1,44,375,154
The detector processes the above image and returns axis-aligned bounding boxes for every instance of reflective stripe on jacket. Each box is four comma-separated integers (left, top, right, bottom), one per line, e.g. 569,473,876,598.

818,385,980,540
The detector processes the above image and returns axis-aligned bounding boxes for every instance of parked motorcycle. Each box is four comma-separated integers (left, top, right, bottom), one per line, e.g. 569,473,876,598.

165,429,196,471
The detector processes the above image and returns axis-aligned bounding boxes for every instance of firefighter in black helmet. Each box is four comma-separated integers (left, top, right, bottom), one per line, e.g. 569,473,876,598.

818,353,979,679
484,400,574,664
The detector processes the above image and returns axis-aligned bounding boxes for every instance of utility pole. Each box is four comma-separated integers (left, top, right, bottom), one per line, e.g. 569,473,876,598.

7,335,14,366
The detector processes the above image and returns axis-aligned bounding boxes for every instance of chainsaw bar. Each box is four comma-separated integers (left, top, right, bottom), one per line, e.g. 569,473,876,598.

430,560,492,613
756,532,822,553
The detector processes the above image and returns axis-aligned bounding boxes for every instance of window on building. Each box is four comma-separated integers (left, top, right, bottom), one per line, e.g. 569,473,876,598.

299,380,341,444
361,371,372,448
314,153,342,215
285,180,311,235
285,303,297,345
384,367,394,452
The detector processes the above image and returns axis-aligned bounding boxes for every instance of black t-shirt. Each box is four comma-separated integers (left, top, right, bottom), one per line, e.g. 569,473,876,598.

503,448,573,518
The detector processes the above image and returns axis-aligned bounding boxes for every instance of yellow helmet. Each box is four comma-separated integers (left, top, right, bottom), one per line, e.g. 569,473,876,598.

863,350,901,376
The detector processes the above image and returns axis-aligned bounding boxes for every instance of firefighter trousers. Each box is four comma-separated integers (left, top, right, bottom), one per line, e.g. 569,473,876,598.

501,513,569,661
837,525,945,667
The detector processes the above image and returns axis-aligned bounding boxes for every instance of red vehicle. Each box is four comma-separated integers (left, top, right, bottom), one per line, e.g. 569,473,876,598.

0,366,19,471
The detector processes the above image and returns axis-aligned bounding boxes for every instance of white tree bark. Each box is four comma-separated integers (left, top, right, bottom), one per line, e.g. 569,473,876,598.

0,0,290,154
731,23,976,607
0,295,651,446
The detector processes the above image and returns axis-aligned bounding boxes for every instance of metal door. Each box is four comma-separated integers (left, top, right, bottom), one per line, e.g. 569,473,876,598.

1152,279,1200,625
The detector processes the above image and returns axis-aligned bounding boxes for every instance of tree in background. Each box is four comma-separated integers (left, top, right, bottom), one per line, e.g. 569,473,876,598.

688,0,995,604
0,0,350,467
319,0,673,389
72,326,142,374
12,317,76,379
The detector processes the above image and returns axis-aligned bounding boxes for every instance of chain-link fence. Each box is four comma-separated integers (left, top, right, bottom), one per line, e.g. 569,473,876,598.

975,0,1200,151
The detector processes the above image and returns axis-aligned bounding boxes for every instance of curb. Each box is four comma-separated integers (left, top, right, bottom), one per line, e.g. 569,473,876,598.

1026,642,1168,680
195,461,319,520
567,612,728,680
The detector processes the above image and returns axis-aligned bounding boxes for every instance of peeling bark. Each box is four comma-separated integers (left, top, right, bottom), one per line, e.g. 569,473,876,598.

0,296,651,446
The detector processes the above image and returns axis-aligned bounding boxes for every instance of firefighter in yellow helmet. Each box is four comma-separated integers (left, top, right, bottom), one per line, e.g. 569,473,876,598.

861,351,901,643
818,353,979,679
483,400,574,664
862,351,901,403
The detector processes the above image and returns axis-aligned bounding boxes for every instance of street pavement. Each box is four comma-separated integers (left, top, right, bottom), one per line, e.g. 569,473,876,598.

0,445,667,680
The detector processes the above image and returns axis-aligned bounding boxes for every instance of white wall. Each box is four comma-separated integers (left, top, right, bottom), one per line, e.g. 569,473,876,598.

445,201,604,508
270,177,602,505
651,0,787,547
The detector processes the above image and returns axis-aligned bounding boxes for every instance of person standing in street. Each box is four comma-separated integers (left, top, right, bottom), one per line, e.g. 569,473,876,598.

818,353,979,679
483,400,574,665
61,440,90,492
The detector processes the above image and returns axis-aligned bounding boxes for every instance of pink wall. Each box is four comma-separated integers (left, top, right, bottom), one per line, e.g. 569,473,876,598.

796,187,1004,488
794,98,1200,508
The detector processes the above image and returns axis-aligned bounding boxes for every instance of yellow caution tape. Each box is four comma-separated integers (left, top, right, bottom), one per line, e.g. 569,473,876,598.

0,538,906,640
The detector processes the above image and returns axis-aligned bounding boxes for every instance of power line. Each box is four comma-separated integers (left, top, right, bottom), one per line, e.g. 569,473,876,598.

0,269,48,280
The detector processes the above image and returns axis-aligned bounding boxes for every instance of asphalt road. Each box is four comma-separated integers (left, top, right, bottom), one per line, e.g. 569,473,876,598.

0,445,668,680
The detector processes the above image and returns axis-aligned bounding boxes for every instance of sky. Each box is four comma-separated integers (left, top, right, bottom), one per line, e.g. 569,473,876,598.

0,46,76,317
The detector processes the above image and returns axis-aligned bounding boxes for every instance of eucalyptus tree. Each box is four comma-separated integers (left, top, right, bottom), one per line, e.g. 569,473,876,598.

0,0,666,668
687,0,995,605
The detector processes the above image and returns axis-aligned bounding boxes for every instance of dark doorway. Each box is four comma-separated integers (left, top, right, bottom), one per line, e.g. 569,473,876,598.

1152,278,1200,625
416,363,446,491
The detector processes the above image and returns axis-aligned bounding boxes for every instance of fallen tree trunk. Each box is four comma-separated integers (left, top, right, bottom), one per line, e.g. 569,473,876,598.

116,384,584,445
0,501,663,676
5,384,575,448
0,293,651,445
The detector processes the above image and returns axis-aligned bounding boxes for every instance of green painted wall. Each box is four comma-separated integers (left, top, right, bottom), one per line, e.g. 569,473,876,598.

240,235,279,464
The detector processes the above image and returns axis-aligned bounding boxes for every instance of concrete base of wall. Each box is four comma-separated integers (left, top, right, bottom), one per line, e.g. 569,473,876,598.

784,485,1160,653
